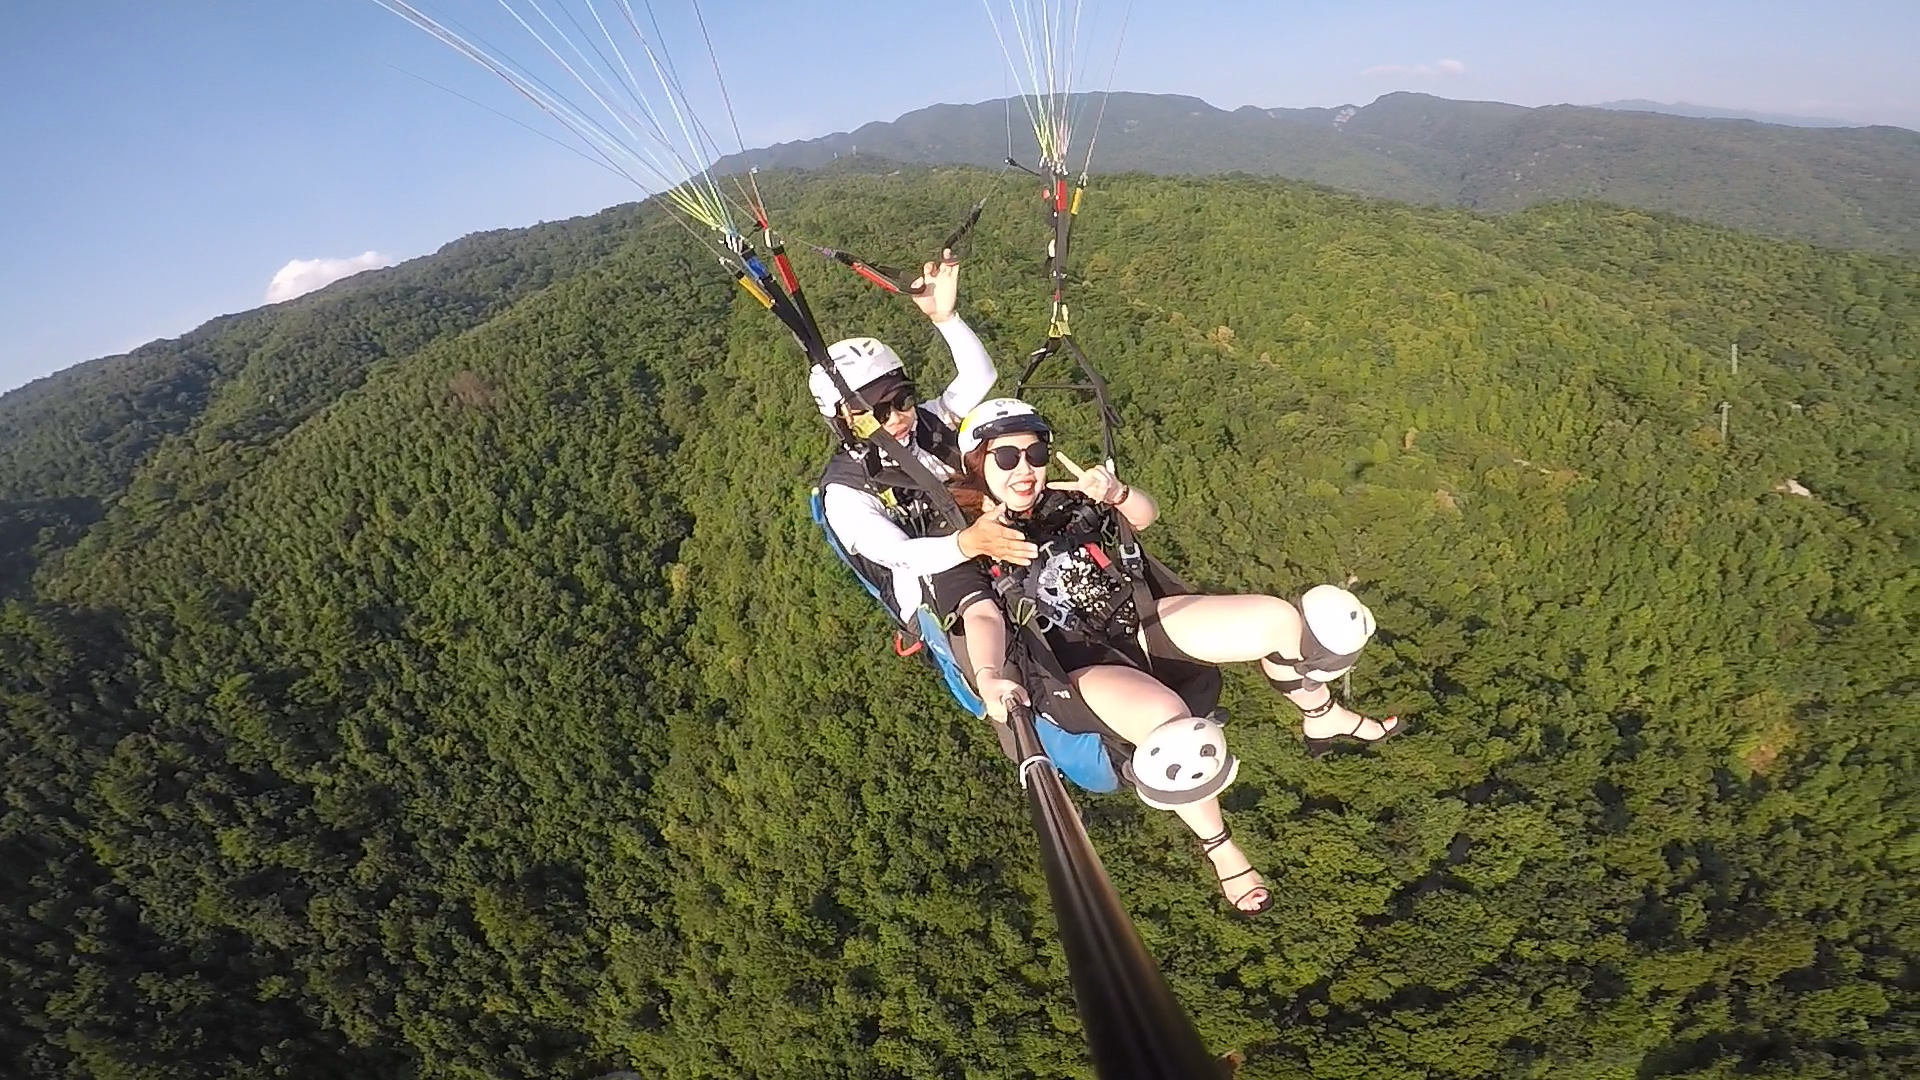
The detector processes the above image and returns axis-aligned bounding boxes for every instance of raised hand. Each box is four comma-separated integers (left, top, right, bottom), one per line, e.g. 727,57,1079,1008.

910,249,960,323
1047,450,1126,505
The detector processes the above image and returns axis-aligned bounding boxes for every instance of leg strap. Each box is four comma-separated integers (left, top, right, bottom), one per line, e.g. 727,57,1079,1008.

1264,651,1308,694
1197,828,1232,855
1298,684,1336,719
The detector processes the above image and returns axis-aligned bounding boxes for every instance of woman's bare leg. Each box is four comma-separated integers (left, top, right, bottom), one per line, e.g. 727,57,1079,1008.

1150,594,1394,740
1071,663,1270,912
1169,796,1271,913
1062,662,1187,744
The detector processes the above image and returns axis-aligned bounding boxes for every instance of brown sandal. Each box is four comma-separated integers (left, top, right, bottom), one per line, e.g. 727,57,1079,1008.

1199,829,1273,917
1303,712,1407,759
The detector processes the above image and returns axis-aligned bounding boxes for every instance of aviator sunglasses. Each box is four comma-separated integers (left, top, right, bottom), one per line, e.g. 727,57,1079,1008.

987,441,1051,470
853,387,916,423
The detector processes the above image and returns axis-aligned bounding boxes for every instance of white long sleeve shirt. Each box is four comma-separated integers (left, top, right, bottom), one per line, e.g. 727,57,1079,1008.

821,315,996,618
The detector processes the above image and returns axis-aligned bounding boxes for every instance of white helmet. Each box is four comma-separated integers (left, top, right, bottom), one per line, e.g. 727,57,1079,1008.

1128,715,1239,811
809,337,904,416
1297,584,1376,681
958,397,1051,456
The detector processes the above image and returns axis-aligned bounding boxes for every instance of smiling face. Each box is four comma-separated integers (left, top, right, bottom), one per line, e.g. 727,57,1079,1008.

982,433,1050,513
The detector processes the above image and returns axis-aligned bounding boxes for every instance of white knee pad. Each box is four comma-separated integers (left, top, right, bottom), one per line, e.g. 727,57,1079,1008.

1296,584,1376,681
1127,715,1239,811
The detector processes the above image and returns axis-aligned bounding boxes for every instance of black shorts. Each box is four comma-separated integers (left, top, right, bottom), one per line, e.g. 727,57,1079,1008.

1049,631,1150,679
1051,609,1222,737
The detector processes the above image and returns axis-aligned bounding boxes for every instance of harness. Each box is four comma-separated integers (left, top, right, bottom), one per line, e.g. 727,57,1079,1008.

974,495,1224,789
813,433,1220,796
1000,493,1185,666
816,406,963,630
818,406,961,528
1002,492,1139,639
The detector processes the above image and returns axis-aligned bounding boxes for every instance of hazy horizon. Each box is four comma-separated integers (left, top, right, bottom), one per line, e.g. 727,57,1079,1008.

4,0,1915,395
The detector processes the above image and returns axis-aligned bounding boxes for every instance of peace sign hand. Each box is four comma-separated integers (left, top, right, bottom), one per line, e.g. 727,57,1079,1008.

1047,451,1127,505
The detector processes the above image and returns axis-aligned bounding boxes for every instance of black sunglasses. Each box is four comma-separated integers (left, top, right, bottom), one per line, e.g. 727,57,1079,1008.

987,442,1051,470
853,387,916,422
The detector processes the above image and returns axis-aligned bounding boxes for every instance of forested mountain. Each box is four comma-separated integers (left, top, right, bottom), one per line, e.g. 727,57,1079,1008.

0,212,647,602
3,167,1916,1079
713,91,1920,255
1592,100,1860,128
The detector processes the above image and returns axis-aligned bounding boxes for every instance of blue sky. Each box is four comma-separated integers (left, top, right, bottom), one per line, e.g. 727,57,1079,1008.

3,0,1915,394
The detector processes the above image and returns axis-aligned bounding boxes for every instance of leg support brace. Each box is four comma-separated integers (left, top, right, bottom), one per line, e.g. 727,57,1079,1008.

1264,651,1333,715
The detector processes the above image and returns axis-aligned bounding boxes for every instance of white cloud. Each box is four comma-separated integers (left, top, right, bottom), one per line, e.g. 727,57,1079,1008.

265,251,396,303
1362,58,1467,78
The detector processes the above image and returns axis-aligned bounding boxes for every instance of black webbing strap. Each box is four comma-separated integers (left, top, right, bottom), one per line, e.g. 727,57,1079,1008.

1111,515,1166,665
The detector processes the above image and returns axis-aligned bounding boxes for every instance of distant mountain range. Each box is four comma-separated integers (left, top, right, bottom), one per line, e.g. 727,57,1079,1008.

715,91,1920,254
1592,100,1862,128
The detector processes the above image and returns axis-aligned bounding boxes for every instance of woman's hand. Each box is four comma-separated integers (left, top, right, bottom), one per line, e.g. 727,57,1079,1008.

975,667,1029,723
910,249,960,323
1047,450,1127,505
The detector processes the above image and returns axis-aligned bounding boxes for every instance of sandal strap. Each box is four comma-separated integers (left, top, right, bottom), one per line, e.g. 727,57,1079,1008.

1349,715,1400,740
1229,883,1273,912
1197,828,1232,854
1218,868,1271,911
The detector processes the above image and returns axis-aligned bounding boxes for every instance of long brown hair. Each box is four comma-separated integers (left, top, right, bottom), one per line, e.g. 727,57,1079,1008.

946,444,993,520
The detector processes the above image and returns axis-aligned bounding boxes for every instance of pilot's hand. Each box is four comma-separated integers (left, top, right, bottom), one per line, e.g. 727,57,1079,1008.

910,249,960,323
957,509,1036,565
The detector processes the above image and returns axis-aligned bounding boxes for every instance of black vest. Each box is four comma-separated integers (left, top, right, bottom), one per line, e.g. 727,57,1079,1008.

817,407,962,620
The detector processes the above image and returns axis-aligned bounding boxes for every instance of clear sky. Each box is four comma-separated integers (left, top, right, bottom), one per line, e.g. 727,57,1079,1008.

3,0,1915,394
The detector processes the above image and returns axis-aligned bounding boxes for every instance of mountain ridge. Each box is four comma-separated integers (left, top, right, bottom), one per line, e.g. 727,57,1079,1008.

1593,98,1863,127
714,91,1920,255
